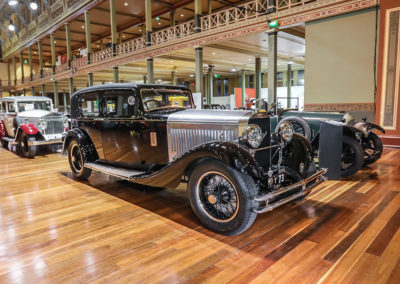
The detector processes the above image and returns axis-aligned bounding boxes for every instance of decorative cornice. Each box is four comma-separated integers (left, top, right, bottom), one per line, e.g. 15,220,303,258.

279,0,378,26
304,102,375,112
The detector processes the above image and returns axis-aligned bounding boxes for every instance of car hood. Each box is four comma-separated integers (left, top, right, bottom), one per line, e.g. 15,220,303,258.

18,110,52,118
167,109,253,125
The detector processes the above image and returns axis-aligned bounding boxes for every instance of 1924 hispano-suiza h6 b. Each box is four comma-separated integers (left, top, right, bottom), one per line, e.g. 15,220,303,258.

63,84,327,235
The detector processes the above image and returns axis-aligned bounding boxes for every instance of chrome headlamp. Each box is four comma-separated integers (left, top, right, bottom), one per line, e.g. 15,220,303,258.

359,125,370,137
242,124,264,148
37,119,47,130
279,121,294,142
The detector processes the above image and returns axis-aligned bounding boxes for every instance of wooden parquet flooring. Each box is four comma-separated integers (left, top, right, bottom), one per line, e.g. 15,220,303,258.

0,145,399,283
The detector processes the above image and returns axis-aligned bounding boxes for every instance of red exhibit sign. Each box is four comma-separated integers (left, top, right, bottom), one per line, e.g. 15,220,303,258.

234,88,255,108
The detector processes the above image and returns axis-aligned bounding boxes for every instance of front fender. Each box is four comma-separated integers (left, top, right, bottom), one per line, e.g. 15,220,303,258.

62,128,99,162
19,124,39,135
131,142,262,189
343,124,363,138
362,122,385,134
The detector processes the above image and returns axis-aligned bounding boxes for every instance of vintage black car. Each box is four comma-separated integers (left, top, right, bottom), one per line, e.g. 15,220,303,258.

63,84,326,235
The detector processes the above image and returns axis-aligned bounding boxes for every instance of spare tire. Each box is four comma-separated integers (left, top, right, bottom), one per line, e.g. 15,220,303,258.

275,116,312,140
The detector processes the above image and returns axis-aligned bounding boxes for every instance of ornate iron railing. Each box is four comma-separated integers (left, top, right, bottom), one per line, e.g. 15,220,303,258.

92,48,113,63
116,37,146,56
71,56,88,69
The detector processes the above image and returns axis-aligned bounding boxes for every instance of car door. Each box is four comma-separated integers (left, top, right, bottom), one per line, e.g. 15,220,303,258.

100,89,146,168
76,91,105,160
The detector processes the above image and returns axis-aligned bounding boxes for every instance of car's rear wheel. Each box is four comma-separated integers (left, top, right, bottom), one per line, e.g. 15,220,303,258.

341,135,364,177
68,139,92,180
362,132,383,166
187,158,258,236
20,132,37,158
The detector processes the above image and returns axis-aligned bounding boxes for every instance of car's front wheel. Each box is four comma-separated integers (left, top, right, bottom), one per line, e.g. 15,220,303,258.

68,139,92,180
20,132,37,158
187,158,258,236
341,135,364,177
362,132,383,166
1,139,8,149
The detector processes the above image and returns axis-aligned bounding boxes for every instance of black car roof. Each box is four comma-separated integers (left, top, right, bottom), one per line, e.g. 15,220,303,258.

71,83,189,97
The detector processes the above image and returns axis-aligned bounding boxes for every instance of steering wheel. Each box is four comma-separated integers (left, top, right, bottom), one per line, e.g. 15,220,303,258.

144,99,162,110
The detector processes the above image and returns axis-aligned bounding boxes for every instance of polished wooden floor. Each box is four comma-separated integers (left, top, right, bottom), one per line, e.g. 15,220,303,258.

0,145,399,284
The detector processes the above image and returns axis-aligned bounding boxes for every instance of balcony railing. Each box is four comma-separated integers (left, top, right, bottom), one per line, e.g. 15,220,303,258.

8,0,321,87
116,37,146,56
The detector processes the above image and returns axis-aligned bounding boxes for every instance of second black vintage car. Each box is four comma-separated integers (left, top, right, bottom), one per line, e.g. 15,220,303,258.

63,84,326,235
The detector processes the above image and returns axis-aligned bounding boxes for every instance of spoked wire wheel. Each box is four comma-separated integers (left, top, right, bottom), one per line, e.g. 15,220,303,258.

188,158,258,236
196,171,239,222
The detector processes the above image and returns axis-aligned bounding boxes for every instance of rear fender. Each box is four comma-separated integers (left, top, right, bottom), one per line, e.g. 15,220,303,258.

62,128,99,162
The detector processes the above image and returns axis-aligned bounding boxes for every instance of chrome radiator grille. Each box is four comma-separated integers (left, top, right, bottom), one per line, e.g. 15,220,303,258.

43,117,64,135
169,128,236,160
167,110,252,161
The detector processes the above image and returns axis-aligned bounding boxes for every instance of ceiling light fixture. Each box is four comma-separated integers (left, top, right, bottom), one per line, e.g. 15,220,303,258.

231,68,237,72
8,22,15,31
212,52,216,55
180,14,184,17
155,16,160,21
189,74,195,77
30,2,38,10
8,0,18,6
288,60,293,65
81,25,84,28
124,2,128,6
157,79,162,82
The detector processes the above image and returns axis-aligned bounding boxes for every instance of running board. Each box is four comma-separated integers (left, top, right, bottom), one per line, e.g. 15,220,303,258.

85,162,144,180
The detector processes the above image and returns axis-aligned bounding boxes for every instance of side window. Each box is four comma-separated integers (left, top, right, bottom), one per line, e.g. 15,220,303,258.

7,102,15,113
79,93,100,117
2,102,7,112
103,90,139,118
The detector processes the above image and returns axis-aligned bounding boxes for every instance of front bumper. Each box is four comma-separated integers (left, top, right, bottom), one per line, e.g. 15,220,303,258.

253,168,328,214
28,138,63,146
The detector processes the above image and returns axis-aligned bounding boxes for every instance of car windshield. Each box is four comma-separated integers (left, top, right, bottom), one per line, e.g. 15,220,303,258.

140,88,193,112
17,101,52,112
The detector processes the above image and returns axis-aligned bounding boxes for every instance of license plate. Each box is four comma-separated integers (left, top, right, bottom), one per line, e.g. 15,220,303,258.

273,173,285,184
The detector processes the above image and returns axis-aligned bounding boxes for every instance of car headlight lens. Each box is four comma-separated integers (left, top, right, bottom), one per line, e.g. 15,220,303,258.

242,124,264,148
279,121,294,142
342,113,354,124
38,119,47,130
63,117,69,128
360,125,370,136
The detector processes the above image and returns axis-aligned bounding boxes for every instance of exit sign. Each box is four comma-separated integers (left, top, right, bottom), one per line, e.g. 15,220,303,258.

269,20,280,28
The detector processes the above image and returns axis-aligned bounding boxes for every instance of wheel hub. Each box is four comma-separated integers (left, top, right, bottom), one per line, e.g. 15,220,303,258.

208,194,217,204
